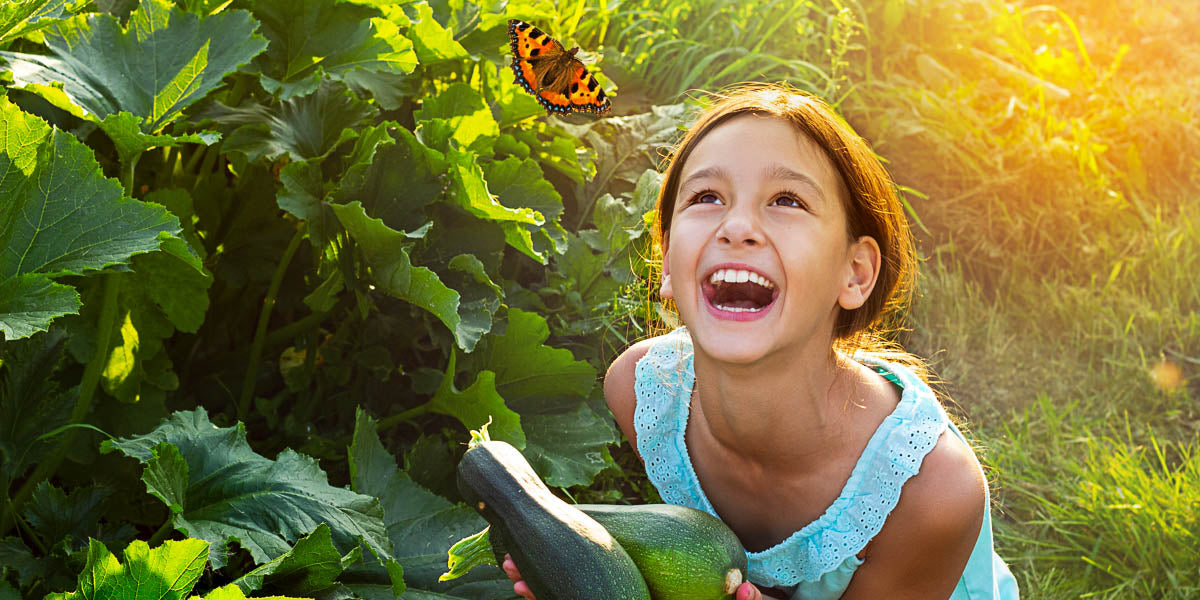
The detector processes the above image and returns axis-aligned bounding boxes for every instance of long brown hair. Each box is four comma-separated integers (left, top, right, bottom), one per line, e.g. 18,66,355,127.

654,83,918,358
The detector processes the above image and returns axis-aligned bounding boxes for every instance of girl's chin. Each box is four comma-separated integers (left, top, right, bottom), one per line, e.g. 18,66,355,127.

691,336,775,365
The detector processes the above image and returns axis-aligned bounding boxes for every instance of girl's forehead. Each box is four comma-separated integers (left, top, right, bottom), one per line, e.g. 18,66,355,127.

680,115,840,190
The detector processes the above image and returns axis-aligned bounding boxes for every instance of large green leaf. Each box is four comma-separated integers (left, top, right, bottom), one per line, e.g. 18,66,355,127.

190,584,302,600
2,0,266,129
101,408,391,569
468,309,614,487
0,537,44,589
247,0,416,99
514,403,617,490
485,156,567,261
0,330,71,487
0,0,83,47
475,308,596,403
413,83,497,154
349,410,512,599
0,97,179,340
439,254,502,353
443,146,542,226
440,145,544,263
207,80,376,162
233,524,363,598
46,538,208,600
0,0,266,160
330,201,466,349
129,236,212,334
556,103,686,216
24,482,114,553
335,124,441,234
428,350,523,449
95,272,183,404
392,2,468,66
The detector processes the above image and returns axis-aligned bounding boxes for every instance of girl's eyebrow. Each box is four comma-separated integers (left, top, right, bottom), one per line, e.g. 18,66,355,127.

764,163,827,204
679,165,731,189
679,163,827,203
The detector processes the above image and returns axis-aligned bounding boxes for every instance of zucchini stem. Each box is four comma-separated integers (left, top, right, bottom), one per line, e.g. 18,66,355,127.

724,568,744,595
238,226,305,419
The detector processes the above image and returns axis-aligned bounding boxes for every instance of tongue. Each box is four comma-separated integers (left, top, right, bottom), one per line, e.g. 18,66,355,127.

720,299,761,309
712,281,771,309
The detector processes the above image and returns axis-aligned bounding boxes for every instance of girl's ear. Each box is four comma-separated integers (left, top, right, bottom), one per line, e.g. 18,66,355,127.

837,235,881,311
659,241,674,300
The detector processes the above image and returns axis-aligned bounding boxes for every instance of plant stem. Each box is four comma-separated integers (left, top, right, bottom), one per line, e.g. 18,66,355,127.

378,402,432,431
226,75,250,108
0,493,47,554
266,308,331,349
2,271,122,538
0,147,145,538
123,152,142,197
148,518,174,547
182,145,207,179
239,227,305,419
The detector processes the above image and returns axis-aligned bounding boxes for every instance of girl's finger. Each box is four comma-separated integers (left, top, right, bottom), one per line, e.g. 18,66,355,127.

501,554,520,580
736,581,760,600
513,580,534,599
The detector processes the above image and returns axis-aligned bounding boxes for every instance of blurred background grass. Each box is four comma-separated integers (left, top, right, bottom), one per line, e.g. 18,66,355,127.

523,0,1200,596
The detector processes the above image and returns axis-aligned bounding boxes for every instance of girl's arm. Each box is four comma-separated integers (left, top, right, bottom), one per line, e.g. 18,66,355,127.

602,339,656,461
838,433,986,599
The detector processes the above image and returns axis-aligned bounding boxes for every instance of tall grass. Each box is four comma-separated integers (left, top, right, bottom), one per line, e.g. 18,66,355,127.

576,0,1200,596
907,207,1199,597
908,207,1200,426
847,0,1200,285
982,396,1200,599
569,0,856,103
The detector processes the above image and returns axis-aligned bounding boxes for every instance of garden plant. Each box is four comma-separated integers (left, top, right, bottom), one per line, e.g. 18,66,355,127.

0,0,1196,598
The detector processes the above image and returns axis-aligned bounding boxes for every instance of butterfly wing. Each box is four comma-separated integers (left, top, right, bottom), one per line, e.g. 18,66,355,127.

537,62,612,114
509,19,563,93
508,19,612,115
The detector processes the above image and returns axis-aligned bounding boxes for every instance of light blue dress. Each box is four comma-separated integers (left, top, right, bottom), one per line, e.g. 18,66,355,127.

632,328,1019,599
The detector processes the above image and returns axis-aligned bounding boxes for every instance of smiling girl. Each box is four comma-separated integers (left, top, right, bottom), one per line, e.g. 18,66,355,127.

503,84,1019,599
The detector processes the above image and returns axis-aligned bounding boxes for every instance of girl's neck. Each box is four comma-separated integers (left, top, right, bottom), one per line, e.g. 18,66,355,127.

689,341,864,474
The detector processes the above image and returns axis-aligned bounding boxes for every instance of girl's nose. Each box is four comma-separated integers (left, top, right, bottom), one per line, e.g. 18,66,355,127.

716,206,765,247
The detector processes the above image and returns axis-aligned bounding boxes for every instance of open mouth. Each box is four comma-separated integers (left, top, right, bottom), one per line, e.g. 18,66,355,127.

701,267,779,315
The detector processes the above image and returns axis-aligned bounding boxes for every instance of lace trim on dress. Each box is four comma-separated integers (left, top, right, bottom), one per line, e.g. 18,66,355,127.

632,328,949,587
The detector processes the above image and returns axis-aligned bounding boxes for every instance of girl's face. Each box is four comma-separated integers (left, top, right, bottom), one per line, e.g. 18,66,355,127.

661,114,879,365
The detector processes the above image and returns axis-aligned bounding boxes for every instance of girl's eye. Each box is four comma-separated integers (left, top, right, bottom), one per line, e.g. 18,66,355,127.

689,191,723,205
771,193,807,210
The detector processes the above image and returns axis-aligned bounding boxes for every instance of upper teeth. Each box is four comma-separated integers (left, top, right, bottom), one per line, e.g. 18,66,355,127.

710,269,774,288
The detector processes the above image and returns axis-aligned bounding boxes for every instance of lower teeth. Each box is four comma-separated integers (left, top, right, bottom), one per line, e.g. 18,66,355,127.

715,304,764,313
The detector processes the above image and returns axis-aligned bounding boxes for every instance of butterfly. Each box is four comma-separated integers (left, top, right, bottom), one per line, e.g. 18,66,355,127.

507,19,612,115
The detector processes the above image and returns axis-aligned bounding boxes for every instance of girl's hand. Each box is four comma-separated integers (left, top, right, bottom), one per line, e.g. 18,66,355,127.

501,553,536,600
502,553,785,600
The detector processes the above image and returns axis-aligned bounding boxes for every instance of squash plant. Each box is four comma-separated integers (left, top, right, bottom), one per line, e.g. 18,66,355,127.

0,0,673,597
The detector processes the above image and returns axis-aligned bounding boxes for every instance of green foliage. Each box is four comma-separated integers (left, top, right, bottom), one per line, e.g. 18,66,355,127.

980,397,1200,599
0,0,84,48
102,408,391,569
47,538,209,600
908,208,1200,597
232,524,374,598
45,537,310,600
0,95,180,339
349,409,509,598
0,0,1196,598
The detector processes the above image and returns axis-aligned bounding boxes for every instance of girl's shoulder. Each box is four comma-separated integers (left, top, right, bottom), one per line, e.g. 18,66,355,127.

603,332,686,460
844,427,987,595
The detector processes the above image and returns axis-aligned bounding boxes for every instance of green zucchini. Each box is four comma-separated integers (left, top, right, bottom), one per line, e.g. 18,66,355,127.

578,504,747,600
456,439,651,600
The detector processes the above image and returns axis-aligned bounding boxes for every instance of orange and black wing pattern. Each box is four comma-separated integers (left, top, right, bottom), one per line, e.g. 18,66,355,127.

508,19,611,115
